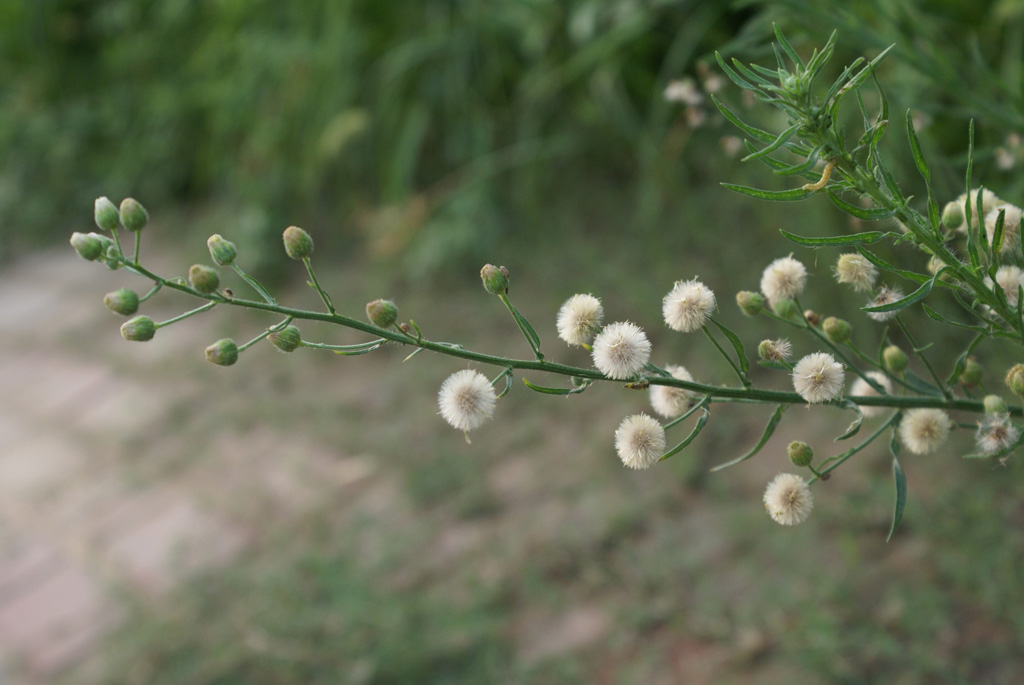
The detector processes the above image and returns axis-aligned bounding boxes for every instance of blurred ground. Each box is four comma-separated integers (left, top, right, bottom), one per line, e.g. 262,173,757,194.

1,247,1022,684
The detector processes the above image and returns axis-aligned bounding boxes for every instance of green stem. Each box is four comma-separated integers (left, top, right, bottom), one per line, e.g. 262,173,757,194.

498,293,543,360
120,261,1019,416
811,412,902,482
154,301,217,328
895,316,950,398
701,325,748,386
302,257,336,314
300,339,386,352
132,232,140,265
139,282,162,303
231,263,276,305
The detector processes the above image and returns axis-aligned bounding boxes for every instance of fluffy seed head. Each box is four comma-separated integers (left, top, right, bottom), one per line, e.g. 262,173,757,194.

866,286,904,322
662,279,716,332
976,413,1019,454
614,414,666,470
834,253,878,292
758,338,792,362
649,364,696,418
592,321,651,379
792,352,845,403
849,371,893,418
761,256,807,305
899,408,951,455
986,266,1024,308
763,473,813,526
438,369,497,432
556,294,604,346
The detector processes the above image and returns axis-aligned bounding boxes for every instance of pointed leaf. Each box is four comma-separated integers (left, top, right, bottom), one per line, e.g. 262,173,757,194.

710,319,749,375
521,378,588,395
741,124,800,162
773,23,805,69
835,400,864,441
721,184,813,202
782,229,888,247
992,207,1006,254
921,304,989,333
854,246,931,284
826,190,897,221
660,408,711,462
710,404,787,471
862,270,943,314
886,451,907,542
712,95,775,143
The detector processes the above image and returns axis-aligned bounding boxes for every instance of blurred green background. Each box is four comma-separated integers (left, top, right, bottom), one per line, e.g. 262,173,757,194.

3,0,1024,682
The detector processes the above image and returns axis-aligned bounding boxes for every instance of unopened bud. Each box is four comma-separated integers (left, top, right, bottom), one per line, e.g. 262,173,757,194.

1005,363,1024,396
984,394,1008,414
205,338,239,366
822,316,851,344
366,299,398,328
118,198,148,232
959,357,982,386
941,201,964,230
736,291,764,316
883,345,908,373
788,441,814,467
120,315,156,342
480,264,510,295
188,264,220,294
70,232,103,260
772,298,797,319
94,197,120,231
103,288,139,316
269,325,302,352
283,226,314,260
207,234,238,266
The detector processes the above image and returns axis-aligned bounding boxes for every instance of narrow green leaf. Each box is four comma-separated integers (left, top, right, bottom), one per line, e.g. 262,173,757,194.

901,369,944,397
773,23,804,69
757,360,791,371
862,270,943,314
741,124,800,162
886,451,907,542
710,319,749,375
660,408,711,462
826,190,896,221
711,95,775,143
508,302,541,348
782,229,888,247
711,404,787,471
521,378,588,395
721,184,812,202
715,52,757,91
854,246,931,284
772,150,822,177
921,304,989,333
845,44,896,93
906,109,931,182
992,207,1006,254
835,400,864,441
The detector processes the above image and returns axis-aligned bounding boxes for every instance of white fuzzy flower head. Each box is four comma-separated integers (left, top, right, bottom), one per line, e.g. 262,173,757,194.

438,369,497,434
592,321,651,379
761,255,807,305
556,293,604,346
975,413,1020,454
949,188,1001,233
899,408,951,455
866,286,904,322
989,266,1024,308
763,473,813,526
662,279,716,332
614,413,666,470
758,338,792,363
849,371,893,418
650,364,696,418
834,253,878,292
792,352,845,404
985,204,1023,253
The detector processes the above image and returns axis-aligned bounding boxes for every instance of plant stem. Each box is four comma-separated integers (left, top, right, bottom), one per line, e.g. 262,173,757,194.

302,257,336,314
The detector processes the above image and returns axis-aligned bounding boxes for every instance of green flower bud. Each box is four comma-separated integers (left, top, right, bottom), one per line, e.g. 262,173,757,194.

822,316,851,344
772,298,797,319
70,232,103,261
207,234,238,266
366,299,398,328
205,338,239,366
1005,363,1024,396
94,196,120,231
118,198,148,232
883,345,908,373
941,201,964,230
736,291,764,316
480,264,509,295
269,325,302,353
959,357,982,386
788,441,814,467
984,394,1008,414
103,288,139,316
283,226,314,260
188,264,220,294
121,315,156,342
